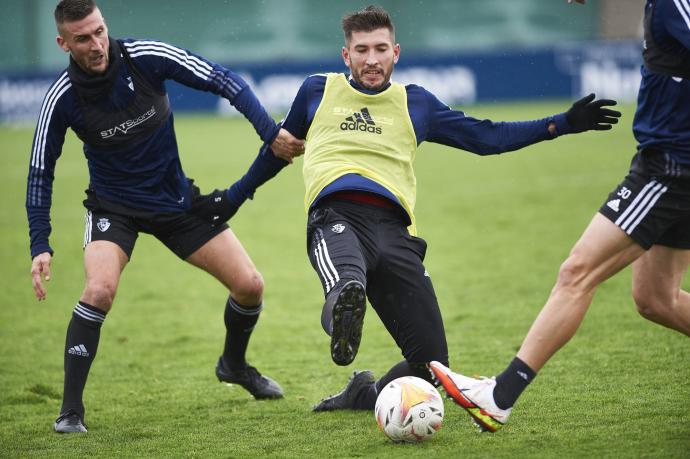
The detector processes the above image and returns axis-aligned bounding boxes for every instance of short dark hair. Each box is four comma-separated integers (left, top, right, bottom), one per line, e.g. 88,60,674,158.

342,5,395,44
54,0,97,26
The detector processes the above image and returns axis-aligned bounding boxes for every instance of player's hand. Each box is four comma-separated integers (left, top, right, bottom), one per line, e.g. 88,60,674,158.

31,252,52,301
270,128,305,164
190,189,241,226
565,93,621,132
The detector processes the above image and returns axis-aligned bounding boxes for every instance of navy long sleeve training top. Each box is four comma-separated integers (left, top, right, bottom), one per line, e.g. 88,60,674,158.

27,38,280,258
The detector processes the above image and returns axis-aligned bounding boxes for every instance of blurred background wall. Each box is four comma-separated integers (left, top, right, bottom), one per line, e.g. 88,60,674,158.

0,0,645,123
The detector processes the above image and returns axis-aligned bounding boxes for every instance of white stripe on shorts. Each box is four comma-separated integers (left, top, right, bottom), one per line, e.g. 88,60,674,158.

615,180,668,234
83,211,92,247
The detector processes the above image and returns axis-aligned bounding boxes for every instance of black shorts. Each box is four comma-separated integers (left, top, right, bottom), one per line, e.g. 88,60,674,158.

599,149,690,250
306,198,448,365
82,186,229,260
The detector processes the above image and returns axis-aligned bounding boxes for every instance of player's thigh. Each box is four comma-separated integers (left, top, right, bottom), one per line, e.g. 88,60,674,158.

82,210,135,308
632,245,690,302
566,213,645,286
306,207,367,295
368,234,448,363
185,227,260,292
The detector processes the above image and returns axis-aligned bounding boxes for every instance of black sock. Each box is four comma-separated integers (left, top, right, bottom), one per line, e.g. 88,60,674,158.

61,302,106,417
222,297,261,370
493,357,537,410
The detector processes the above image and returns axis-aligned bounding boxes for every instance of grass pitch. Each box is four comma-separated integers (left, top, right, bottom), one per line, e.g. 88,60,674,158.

1,101,688,458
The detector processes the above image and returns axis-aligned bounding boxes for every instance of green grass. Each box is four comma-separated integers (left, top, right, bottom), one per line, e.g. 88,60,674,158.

1,102,688,458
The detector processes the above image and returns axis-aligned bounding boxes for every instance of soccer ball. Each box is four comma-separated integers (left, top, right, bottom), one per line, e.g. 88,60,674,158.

374,376,444,443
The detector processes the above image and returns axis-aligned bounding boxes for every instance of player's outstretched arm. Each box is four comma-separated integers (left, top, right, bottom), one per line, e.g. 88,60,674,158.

31,252,52,301
190,141,292,226
563,93,621,133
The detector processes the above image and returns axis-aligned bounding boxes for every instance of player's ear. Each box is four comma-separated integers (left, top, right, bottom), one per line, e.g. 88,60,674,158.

342,46,351,68
393,43,400,64
56,34,70,53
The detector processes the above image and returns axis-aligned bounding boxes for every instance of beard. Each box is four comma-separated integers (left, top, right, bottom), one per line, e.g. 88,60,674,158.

352,65,393,91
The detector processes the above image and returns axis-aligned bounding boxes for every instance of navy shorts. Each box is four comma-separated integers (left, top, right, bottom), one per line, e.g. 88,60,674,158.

82,185,228,260
598,149,690,250
306,198,448,365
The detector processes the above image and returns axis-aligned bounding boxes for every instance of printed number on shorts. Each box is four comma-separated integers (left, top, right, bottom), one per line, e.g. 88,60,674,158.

617,187,632,200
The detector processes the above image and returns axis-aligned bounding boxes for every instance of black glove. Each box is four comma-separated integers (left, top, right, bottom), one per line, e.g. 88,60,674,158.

565,93,621,133
190,188,243,226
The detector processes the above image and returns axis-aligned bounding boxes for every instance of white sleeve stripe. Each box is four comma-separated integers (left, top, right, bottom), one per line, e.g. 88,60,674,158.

29,74,71,206
31,74,70,167
216,75,241,96
125,44,211,77
31,73,70,169
125,43,211,75
124,41,212,74
127,49,209,80
34,82,71,172
221,73,243,94
125,40,213,72
673,0,690,31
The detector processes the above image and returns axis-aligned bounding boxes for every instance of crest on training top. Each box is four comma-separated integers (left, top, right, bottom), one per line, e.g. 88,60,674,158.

97,218,111,232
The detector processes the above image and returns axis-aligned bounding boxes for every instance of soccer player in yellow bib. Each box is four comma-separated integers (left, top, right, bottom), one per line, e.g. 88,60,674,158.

192,5,620,411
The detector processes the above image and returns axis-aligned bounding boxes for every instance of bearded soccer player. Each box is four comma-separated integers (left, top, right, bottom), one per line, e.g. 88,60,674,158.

193,5,620,412
28,0,304,433
429,0,690,433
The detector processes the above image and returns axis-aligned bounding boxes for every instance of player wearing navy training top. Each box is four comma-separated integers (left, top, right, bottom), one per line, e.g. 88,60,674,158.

430,0,690,433
28,0,304,434
192,5,620,414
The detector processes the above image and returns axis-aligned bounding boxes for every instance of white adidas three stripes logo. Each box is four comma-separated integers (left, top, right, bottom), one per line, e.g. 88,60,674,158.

314,234,340,293
614,180,668,234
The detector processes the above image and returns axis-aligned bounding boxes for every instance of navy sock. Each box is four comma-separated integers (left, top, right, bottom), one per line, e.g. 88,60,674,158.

61,302,106,417
493,357,537,410
222,297,261,370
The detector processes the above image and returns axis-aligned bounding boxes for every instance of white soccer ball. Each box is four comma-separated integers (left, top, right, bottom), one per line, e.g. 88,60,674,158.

374,376,444,443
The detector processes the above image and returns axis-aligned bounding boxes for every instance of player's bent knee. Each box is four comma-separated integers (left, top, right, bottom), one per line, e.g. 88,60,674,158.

231,270,264,305
555,255,590,291
81,281,117,311
632,289,668,322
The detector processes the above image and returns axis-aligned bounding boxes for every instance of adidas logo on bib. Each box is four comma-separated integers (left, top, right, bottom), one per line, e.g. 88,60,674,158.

340,107,382,134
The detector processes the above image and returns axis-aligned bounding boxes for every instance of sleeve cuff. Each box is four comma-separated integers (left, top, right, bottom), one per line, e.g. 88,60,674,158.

30,245,53,259
550,112,573,137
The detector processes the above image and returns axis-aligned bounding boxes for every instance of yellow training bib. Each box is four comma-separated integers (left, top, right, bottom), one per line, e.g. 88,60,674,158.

303,73,419,233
